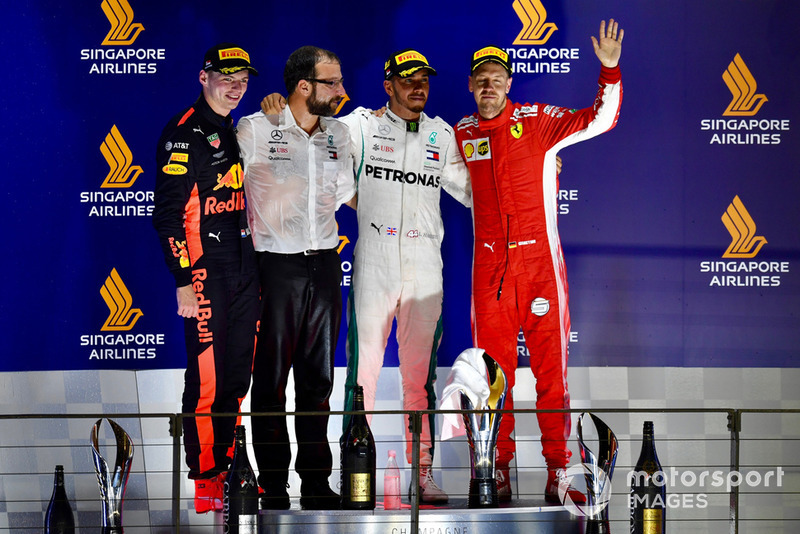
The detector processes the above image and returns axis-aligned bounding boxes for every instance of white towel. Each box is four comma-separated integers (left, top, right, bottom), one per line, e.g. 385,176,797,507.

439,348,491,440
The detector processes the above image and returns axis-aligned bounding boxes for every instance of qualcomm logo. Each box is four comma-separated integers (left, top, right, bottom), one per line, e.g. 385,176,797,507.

101,0,144,46
512,0,557,45
80,125,153,217
699,54,788,145
721,195,767,259
723,54,768,116
100,268,143,331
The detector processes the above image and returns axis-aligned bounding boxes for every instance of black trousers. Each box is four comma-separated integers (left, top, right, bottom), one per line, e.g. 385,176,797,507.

251,249,342,487
182,260,259,479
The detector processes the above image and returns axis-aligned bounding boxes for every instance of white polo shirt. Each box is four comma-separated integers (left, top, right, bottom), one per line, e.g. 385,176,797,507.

238,105,355,253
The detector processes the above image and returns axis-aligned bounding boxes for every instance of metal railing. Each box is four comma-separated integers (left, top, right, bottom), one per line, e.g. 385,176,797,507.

0,408,797,533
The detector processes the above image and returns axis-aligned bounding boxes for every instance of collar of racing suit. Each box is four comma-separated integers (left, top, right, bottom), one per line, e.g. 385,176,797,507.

195,92,234,129
476,99,514,131
383,104,428,131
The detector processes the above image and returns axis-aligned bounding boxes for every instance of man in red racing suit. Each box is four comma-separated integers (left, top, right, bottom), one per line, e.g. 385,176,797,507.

454,20,624,502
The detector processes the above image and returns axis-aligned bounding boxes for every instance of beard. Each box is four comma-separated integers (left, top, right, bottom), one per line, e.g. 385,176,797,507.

306,86,338,117
400,96,425,114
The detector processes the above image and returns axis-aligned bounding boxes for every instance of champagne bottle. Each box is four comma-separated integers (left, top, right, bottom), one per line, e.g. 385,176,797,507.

340,385,376,509
383,450,401,510
630,421,666,534
224,425,258,534
44,465,75,534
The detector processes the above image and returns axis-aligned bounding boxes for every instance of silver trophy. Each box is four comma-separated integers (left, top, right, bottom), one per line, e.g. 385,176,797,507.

91,418,134,533
576,413,618,532
460,352,507,508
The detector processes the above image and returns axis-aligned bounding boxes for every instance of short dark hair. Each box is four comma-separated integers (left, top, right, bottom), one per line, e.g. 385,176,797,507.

284,46,341,95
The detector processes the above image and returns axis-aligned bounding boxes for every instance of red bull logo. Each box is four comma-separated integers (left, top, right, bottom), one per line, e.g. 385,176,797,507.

213,163,243,190
169,237,190,268
205,191,245,215
192,268,213,344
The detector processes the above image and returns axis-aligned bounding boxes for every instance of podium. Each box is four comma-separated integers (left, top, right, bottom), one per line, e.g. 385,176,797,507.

249,499,582,534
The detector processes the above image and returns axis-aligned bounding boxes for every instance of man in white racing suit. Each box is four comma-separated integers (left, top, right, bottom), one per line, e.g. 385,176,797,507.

341,50,472,504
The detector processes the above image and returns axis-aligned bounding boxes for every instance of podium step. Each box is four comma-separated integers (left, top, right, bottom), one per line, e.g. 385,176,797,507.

252,499,581,534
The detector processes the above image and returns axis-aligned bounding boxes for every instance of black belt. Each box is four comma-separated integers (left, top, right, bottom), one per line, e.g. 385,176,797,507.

303,247,336,256
260,248,337,257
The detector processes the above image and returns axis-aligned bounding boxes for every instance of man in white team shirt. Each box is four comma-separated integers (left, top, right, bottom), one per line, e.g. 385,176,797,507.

263,48,470,504
238,45,355,511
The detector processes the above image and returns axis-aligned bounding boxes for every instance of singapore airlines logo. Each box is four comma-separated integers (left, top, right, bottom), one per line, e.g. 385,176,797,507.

721,196,767,258
335,94,350,116
100,269,143,331
100,125,143,188
101,0,144,45
722,54,768,116
338,233,350,253
512,0,558,45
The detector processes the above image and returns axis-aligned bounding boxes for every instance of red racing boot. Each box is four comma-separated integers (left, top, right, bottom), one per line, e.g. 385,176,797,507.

544,468,586,504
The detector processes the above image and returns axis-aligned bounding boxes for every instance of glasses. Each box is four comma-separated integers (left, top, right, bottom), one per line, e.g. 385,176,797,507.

305,78,344,89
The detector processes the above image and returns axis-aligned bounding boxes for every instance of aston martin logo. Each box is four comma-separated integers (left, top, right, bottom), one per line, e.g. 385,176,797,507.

100,268,143,331
100,125,143,188
722,54,768,116
721,196,767,258
512,0,558,45
101,0,145,46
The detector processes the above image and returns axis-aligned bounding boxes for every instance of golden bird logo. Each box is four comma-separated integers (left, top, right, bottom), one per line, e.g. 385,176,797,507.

722,54,768,116
101,0,145,46
100,125,143,188
721,196,767,258
100,268,144,331
512,0,558,45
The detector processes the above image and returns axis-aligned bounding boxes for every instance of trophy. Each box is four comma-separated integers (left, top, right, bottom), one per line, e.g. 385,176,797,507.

91,418,134,533
575,413,618,533
460,352,507,508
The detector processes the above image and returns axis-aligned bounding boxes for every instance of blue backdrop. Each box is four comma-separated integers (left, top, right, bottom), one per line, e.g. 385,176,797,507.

3,0,798,371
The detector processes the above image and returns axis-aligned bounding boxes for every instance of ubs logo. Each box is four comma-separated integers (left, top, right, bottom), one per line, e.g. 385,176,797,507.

723,54,768,116
512,0,558,45
100,268,143,331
